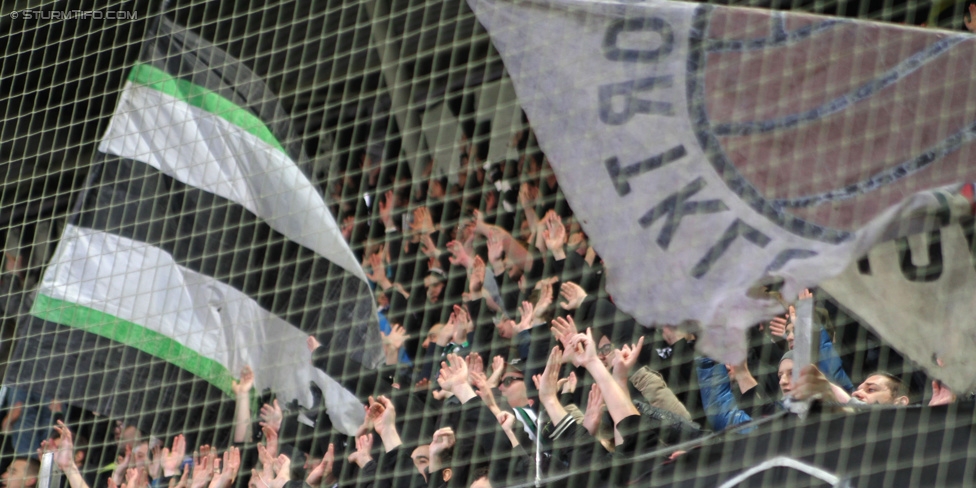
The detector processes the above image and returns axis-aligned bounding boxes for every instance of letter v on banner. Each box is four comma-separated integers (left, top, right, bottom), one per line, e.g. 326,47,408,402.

468,0,976,374
4,13,382,435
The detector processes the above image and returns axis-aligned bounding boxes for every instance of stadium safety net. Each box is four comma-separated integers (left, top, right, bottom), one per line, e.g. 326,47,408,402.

3,0,976,486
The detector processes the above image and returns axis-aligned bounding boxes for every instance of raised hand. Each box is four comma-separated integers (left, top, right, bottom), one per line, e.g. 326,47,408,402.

126,468,147,488
410,207,435,236
516,301,534,333
551,316,579,364
261,424,279,458
366,251,383,279
569,328,598,368
259,399,283,433
268,454,292,488
366,248,391,287
112,445,133,486
446,240,474,269
437,353,470,394
190,446,215,488
768,315,789,339
790,364,834,402
488,355,505,388
257,445,275,480
542,213,567,257
353,405,373,437
365,396,385,431
379,191,395,229
383,324,408,350
550,316,577,343
532,347,564,402
559,371,578,395
535,275,559,290
206,453,224,488
419,233,439,259
373,396,398,439
582,384,604,436
533,284,554,321
435,319,456,347
347,435,373,468
214,447,241,488
220,446,241,486
466,353,485,378
468,256,486,294
611,336,645,383
428,428,456,472
497,411,515,432
559,282,586,311
365,395,399,445
487,235,504,268
231,366,254,397
470,371,499,412
150,445,163,480
253,467,273,488
42,420,77,471
496,411,519,448
161,434,187,477
453,304,472,335
305,444,335,487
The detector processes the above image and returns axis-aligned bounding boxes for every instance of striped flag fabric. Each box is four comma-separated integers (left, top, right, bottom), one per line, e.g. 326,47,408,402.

5,17,383,434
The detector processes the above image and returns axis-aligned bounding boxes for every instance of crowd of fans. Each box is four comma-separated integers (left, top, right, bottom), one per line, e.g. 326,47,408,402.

0,127,967,488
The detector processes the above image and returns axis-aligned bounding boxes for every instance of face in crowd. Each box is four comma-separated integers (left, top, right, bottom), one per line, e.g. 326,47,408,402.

498,367,530,408
411,445,429,477
424,275,445,304
778,358,794,397
852,374,910,405
1,460,37,488
495,318,516,340
780,357,910,406
597,336,615,369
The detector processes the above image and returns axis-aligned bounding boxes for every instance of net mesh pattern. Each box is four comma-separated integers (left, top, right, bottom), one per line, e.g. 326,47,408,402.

1,0,975,487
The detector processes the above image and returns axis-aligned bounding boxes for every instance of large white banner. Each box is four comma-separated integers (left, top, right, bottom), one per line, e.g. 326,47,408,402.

468,0,976,386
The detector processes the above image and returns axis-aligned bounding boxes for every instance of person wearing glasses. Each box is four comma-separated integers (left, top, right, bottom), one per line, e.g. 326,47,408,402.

496,358,540,441
565,320,691,421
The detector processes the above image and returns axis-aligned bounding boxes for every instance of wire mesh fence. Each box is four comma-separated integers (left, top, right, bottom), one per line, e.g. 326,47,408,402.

1,0,976,486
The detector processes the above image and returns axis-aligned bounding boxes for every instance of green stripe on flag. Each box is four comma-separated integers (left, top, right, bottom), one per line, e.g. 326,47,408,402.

31,293,235,395
128,63,287,155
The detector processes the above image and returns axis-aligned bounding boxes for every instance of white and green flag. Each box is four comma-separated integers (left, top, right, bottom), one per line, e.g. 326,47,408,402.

7,18,382,434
